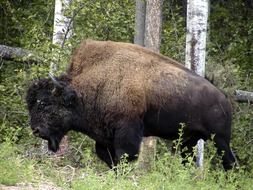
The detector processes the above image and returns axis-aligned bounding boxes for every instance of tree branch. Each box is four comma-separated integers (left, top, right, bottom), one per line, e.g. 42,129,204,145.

0,44,41,63
235,90,253,103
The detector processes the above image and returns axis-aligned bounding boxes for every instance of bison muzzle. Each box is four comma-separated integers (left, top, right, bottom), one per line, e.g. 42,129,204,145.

26,40,236,170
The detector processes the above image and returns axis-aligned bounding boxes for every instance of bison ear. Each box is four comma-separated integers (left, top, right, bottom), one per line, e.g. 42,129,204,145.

63,89,77,107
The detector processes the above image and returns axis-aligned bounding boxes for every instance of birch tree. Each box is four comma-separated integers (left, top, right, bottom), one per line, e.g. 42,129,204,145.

136,0,164,171
185,0,209,168
51,0,73,73
41,0,73,156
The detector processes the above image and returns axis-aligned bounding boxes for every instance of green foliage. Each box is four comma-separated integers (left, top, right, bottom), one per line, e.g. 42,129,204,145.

209,0,253,75
0,0,252,188
0,133,252,189
71,0,135,43
0,0,54,48
0,61,30,143
70,148,253,190
161,2,186,62
232,103,253,171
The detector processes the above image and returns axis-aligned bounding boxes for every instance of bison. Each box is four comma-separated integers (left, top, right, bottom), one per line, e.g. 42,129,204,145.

26,40,236,170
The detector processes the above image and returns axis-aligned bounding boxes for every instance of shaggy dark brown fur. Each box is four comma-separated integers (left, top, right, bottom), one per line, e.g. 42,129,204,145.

68,40,194,118
26,40,236,170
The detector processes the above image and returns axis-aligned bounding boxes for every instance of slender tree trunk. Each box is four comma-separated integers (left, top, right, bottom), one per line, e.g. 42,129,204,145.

137,0,164,171
52,0,73,45
51,0,73,73
41,0,72,156
185,0,209,76
144,0,163,52
185,0,209,168
134,1,147,169
134,0,146,46
53,0,72,156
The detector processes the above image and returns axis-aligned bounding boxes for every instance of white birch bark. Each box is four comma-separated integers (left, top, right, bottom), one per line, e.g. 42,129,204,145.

185,0,208,76
52,0,73,45
137,0,164,171
185,0,209,168
41,0,72,156
50,0,72,73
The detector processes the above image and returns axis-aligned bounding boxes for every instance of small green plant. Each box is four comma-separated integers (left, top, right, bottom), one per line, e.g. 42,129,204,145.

172,123,185,155
114,154,136,178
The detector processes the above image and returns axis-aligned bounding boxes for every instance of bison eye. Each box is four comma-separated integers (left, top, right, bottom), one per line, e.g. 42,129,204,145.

37,99,47,109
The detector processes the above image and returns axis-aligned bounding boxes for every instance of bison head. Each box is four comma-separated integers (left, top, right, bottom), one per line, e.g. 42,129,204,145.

26,76,79,152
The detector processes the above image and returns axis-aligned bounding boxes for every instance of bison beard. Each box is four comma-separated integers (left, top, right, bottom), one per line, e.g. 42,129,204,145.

26,40,236,170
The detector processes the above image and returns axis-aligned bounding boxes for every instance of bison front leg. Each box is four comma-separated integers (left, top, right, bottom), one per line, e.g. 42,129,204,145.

95,142,115,168
113,119,143,165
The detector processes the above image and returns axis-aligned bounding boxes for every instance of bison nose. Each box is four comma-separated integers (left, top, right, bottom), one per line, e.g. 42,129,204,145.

32,128,40,137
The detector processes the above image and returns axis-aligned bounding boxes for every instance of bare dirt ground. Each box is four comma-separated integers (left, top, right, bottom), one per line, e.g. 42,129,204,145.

0,183,63,190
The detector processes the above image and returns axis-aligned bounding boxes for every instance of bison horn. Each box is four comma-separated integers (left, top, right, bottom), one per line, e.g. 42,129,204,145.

49,73,64,95
49,73,63,88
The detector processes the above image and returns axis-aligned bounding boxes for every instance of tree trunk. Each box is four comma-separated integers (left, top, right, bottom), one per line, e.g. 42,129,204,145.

51,0,73,73
144,0,163,52
134,0,146,46
41,0,73,157
52,0,72,156
137,0,164,171
185,0,209,168
0,45,40,63
185,0,209,76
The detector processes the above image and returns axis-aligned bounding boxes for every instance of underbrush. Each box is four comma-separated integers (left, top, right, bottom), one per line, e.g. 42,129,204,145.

0,138,252,190
0,142,34,185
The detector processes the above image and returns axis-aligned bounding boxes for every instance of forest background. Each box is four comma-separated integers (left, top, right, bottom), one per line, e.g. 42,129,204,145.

0,0,252,189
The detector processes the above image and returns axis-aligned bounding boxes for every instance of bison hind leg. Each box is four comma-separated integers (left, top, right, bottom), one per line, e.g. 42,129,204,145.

113,118,144,164
214,135,236,170
95,142,115,168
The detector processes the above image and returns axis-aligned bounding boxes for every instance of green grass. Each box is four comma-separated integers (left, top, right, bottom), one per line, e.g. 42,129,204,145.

0,142,34,185
70,156,253,190
0,139,252,190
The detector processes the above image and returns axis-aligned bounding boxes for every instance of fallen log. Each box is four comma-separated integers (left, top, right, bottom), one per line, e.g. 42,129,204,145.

235,90,253,103
0,44,41,63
